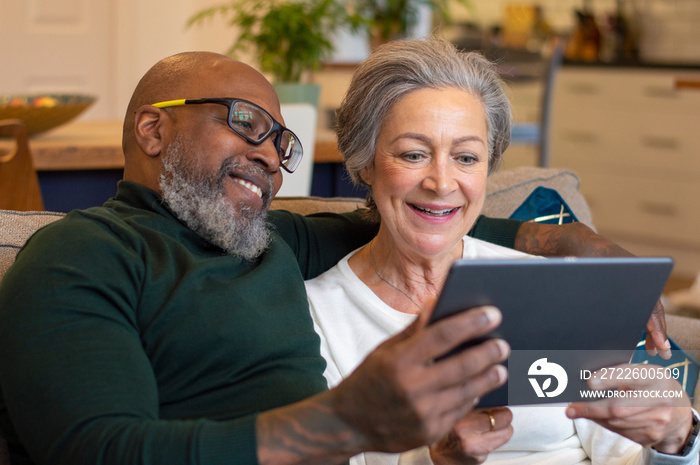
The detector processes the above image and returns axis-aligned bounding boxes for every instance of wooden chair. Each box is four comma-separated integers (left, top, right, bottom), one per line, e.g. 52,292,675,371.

508,38,565,168
536,37,565,168
0,119,44,211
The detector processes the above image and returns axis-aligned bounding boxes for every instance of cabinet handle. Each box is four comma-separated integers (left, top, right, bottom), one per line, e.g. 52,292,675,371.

639,201,677,217
565,83,600,95
641,135,680,151
563,131,597,143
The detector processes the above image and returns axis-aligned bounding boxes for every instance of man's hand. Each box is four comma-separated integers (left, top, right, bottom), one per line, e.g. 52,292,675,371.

430,407,513,465
566,363,692,454
515,221,671,358
255,305,509,465
331,304,509,453
646,301,672,359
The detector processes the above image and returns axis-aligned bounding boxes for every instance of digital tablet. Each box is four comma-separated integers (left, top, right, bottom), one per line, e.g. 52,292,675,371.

429,256,674,407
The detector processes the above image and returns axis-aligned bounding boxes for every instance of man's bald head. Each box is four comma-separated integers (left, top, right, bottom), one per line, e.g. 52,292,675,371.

122,51,277,157
119,51,283,192
115,52,283,258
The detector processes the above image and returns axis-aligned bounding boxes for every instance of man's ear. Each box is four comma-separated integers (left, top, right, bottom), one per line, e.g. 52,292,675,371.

134,105,166,157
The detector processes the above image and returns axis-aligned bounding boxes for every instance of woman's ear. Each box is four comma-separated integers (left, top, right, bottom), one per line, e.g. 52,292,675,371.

359,165,373,186
134,105,166,158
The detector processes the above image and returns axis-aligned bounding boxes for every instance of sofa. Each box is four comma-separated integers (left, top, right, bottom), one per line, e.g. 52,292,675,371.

1,166,699,464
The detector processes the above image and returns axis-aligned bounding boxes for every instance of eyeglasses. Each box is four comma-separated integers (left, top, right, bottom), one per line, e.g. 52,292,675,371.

152,98,303,173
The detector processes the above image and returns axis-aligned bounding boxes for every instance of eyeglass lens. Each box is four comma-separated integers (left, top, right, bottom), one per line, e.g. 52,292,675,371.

230,102,271,141
229,101,302,172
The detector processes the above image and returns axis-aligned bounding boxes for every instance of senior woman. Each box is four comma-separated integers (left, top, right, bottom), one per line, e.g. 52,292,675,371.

305,37,698,465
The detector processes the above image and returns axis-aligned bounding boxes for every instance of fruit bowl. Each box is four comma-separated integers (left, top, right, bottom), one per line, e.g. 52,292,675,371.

0,94,97,136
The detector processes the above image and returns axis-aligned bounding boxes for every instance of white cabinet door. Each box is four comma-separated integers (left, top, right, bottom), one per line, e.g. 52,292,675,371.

550,67,700,275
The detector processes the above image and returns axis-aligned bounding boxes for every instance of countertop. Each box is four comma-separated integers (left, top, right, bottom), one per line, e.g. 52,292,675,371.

2,121,344,171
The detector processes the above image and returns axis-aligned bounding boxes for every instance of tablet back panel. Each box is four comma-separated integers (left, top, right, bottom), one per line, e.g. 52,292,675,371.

431,257,674,406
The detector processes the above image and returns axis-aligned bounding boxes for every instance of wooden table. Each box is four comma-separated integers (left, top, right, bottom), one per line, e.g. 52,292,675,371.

314,128,343,163
27,121,125,171
10,120,344,171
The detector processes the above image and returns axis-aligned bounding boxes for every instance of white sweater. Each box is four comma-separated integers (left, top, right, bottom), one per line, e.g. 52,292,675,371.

305,236,697,465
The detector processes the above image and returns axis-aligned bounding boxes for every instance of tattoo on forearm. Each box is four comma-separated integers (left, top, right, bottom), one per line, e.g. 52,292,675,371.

515,222,632,257
256,396,356,465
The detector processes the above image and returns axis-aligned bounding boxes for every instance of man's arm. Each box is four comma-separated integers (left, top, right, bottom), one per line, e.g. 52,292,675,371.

269,209,378,279
514,221,629,258
277,210,671,359
515,221,671,359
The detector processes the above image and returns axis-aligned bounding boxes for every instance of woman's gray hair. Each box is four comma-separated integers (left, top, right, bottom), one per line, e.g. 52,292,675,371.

335,36,512,220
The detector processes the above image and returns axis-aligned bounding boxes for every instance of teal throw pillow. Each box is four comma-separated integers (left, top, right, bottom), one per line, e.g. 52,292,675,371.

510,186,579,224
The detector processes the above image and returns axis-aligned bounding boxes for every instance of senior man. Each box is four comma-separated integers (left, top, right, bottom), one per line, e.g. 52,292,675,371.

0,51,667,465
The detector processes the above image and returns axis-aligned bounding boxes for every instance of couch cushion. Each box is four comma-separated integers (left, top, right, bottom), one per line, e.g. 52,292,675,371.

0,210,65,276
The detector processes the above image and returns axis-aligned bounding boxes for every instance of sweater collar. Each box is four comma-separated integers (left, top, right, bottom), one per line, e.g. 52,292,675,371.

108,180,180,221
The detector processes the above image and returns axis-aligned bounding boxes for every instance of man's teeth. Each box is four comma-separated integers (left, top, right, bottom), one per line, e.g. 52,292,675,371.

413,205,455,216
234,178,263,199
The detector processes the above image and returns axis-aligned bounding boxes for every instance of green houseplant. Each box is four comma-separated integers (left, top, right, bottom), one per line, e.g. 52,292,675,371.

188,0,472,103
349,0,473,48
188,0,355,86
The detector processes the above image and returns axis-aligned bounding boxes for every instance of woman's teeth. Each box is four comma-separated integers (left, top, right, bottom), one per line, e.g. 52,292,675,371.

234,178,263,199
412,205,456,216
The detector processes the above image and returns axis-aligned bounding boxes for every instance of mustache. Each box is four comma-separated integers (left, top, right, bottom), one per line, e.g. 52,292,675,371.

218,158,275,209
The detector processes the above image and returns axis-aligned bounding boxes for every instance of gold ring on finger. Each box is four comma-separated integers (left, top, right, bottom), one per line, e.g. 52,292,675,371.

486,410,496,432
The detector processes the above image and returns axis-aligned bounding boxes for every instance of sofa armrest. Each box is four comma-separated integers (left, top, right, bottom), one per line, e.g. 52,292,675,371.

270,196,364,216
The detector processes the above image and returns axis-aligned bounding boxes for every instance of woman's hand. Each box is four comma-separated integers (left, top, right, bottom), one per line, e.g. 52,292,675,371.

566,363,692,454
430,407,513,465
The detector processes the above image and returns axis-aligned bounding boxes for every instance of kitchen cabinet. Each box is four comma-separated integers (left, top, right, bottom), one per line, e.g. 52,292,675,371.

550,65,700,276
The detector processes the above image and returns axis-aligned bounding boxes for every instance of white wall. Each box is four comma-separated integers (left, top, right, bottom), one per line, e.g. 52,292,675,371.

0,0,117,120
0,0,247,121
114,0,238,119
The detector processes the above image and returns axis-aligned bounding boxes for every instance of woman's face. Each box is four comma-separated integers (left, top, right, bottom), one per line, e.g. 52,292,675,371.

362,87,490,257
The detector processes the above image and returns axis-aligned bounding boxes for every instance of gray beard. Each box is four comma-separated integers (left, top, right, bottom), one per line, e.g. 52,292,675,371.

159,136,273,261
